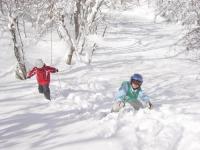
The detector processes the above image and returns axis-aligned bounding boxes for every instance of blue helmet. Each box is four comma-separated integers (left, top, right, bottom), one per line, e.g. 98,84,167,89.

130,73,143,83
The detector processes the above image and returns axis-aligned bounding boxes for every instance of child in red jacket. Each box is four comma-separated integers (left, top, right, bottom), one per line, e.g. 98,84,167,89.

27,59,58,100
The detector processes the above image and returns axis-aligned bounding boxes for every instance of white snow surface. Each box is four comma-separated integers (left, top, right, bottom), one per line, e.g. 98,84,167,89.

1,7,200,150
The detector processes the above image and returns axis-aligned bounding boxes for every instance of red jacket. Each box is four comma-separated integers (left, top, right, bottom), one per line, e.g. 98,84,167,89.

27,65,57,85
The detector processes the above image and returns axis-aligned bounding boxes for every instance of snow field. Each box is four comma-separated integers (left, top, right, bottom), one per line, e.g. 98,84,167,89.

1,4,200,150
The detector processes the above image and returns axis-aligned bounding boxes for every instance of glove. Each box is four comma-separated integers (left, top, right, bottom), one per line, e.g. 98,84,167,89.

118,101,125,107
111,101,125,112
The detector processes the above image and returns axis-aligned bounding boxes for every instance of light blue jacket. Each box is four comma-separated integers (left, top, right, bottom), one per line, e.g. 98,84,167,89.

115,81,150,104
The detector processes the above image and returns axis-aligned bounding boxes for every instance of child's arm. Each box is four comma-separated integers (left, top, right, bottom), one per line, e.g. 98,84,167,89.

27,67,37,78
115,81,128,102
45,66,58,73
138,90,153,109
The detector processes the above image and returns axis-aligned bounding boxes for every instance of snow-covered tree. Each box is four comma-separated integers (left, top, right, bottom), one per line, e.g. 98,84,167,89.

49,0,106,64
155,0,200,24
154,0,200,58
0,0,29,79
105,0,140,10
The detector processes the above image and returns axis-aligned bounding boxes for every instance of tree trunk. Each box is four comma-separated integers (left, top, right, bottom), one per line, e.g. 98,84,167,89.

0,0,4,15
9,16,27,80
74,0,81,40
66,46,75,65
58,15,76,65
22,17,27,38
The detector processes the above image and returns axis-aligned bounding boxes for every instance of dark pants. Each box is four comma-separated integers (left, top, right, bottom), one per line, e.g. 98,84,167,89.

38,84,51,100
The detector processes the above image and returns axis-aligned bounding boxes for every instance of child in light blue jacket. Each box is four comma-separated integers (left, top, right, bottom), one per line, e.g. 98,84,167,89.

112,73,152,112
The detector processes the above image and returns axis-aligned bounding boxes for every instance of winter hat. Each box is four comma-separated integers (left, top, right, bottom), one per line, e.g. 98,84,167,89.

35,59,44,68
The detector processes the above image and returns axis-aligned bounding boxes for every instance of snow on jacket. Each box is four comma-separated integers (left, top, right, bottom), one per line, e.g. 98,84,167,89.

115,81,150,105
27,65,57,85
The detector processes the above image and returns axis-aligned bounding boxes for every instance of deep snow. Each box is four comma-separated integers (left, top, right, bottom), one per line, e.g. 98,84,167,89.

1,6,200,150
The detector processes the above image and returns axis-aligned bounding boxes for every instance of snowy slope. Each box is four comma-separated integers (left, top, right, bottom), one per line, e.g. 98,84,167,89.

1,6,200,150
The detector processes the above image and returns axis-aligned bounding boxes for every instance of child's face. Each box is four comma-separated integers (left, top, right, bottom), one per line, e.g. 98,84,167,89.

131,80,141,89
